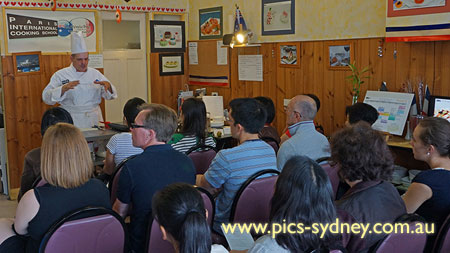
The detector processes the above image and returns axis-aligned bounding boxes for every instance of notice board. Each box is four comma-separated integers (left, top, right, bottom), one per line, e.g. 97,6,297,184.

187,40,230,87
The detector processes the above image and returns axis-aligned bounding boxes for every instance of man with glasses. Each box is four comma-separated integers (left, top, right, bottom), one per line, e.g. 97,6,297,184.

277,95,330,170
112,103,196,252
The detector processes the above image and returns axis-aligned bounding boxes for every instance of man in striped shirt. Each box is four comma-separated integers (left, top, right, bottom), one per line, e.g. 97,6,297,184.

196,98,278,234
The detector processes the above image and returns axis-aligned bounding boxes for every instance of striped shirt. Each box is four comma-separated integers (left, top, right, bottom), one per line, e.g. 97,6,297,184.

169,134,216,154
106,132,143,166
204,139,278,233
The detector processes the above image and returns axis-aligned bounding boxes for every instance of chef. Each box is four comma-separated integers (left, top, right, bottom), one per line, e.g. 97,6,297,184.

42,31,117,128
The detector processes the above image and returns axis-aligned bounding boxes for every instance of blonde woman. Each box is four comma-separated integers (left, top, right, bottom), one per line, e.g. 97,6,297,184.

0,123,111,252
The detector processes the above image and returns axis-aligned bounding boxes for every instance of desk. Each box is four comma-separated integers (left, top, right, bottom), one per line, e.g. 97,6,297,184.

387,136,429,171
81,129,119,166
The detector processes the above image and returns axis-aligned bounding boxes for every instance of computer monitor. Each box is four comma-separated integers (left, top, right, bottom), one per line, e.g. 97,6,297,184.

428,95,450,122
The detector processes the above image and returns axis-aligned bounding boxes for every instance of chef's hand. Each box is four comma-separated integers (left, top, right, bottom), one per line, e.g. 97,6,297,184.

61,80,80,96
94,80,112,93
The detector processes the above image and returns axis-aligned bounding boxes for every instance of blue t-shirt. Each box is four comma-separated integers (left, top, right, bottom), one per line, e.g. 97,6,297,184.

413,169,450,229
204,139,278,233
117,144,196,252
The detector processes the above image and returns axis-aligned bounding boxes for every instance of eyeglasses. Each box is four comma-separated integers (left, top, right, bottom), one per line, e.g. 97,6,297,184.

130,123,147,129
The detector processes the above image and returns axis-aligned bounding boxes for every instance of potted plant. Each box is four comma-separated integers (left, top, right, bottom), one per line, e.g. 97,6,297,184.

346,62,370,104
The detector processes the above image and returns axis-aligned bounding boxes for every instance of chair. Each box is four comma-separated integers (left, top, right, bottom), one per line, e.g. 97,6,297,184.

260,136,279,154
229,169,280,224
109,155,137,205
196,187,215,228
316,157,340,200
372,214,427,253
31,176,47,189
433,213,450,253
186,144,216,175
39,206,128,253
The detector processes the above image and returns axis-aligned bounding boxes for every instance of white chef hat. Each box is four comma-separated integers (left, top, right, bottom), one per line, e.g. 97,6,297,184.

71,31,87,54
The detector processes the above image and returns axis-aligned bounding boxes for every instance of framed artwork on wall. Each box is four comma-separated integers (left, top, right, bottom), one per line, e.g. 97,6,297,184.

150,20,186,53
199,7,223,40
261,0,295,36
159,53,184,76
325,41,354,70
278,42,300,68
12,51,42,76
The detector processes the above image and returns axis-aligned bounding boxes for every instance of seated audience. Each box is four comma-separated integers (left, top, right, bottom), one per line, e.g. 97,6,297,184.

196,98,277,233
18,107,73,201
331,122,406,252
0,123,111,252
102,97,145,176
403,117,450,251
254,96,281,145
113,103,196,252
168,98,216,153
345,102,378,126
152,183,228,253
247,156,342,252
277,95,330,170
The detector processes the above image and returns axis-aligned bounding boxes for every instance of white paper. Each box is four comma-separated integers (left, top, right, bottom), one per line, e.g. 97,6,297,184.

88,54,103,69
363,91,414,136
188,42,198,65
221,224,255,250
202,96,224,119
217,41,228,65
238,55,263,81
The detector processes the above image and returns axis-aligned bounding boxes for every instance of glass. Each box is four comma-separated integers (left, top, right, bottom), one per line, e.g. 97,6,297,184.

130,123,146,129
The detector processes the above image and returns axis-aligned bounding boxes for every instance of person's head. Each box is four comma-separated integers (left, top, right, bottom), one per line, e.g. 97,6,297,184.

131,103,177,148
330,122,394,183
70,52,89,72
180,98,208,139
123,97,146,128
254,96,276,125
41,107,74,136
228,98,266,138
305,93,320,112
41,123,92,188
345,102,379,126
152,183,211,253
285,95,317,126
411,117,450,162
271,156,339,252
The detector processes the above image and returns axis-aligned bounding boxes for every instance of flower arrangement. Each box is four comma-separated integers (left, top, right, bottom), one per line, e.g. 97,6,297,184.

346,62,370,104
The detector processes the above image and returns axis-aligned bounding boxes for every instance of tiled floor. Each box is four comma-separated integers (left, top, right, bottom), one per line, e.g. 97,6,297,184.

0,194,17,218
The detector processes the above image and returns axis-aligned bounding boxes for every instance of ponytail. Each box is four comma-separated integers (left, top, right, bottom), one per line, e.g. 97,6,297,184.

179,211,211,253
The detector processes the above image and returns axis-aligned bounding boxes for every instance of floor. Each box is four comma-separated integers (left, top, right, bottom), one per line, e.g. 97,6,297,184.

0,194,17,218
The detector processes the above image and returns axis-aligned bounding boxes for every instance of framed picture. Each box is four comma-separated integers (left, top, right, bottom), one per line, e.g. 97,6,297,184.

150,20,185,53
325,41,354,70
278,42,300,68
199,7,223,40
262,0,295,36
12,51,42,76
159,53,184,76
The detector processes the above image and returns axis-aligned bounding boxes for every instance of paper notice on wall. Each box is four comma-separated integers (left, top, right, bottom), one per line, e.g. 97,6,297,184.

188,42,198,65
217,41,227,65
88,54,103,69
238,55,263,81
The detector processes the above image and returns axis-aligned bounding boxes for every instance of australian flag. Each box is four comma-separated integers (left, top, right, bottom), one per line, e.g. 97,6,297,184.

234,6,247,32
379,82,388,91
410,95,418,116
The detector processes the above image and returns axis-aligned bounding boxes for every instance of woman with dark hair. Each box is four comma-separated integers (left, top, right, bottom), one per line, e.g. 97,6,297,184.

403,117,450,251
18,107,74,201
152,183,228,253
331,122,406,252
168,98,215,153
247,156,342,252
254,96,281,145
103,97,145,176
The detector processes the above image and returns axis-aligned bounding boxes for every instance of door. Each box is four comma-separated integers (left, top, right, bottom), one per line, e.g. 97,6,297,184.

101,12,147,123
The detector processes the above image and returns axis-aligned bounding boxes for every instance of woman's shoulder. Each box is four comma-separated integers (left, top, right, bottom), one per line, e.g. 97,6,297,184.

168,133,185,144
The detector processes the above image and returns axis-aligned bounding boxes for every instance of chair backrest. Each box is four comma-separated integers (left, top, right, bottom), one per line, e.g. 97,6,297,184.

229,169,280,224
316,157,339,200
373,214,427,253
196,187,215,228
109,155,137,205
32,176,47,189
433,213,450,253
260,136,279,154
39,206,128,253
186,144,216,175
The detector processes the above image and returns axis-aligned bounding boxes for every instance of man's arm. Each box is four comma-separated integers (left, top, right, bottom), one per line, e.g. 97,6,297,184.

196,174,221,195
113,199,130,218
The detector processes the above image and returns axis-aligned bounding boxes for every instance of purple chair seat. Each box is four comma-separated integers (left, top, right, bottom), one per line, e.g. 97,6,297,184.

39,206,127,253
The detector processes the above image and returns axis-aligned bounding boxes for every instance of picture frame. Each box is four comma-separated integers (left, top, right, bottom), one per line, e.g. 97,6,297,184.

12,51,42,76
278,42,300,68
150,20,186,53
325,41,354,70
261,0,295,36
159,53,184,76
199,7,223,40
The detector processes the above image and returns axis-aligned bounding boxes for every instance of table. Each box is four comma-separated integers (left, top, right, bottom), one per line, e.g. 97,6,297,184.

387,136,429,171
81,128,119,166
